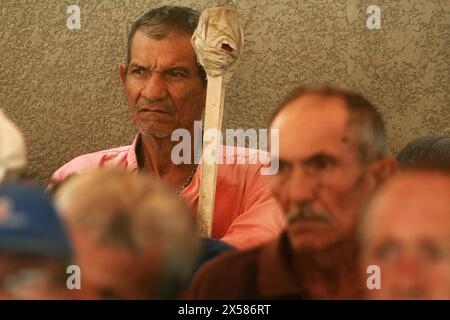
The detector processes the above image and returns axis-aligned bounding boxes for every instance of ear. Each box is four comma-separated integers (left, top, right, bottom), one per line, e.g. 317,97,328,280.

119,63,127,86
370,156,398,186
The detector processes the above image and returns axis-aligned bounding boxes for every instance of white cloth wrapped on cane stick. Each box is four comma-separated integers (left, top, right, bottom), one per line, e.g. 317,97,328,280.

191,7,244,236
191,7,244,83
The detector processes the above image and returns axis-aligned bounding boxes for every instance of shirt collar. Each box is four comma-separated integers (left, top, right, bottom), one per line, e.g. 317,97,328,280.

127,133,141,172
127,133,199,198
258,230,304,298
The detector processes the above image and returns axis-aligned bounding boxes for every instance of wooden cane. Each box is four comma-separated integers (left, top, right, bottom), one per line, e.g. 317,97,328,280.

192,7,244,237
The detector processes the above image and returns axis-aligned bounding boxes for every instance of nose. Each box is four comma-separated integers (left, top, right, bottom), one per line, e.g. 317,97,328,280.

390,253,426,297
140,72,169,102
288,166,319,204
395,253,423,280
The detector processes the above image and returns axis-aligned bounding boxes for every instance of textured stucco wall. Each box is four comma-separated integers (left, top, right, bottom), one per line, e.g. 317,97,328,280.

0,0,448,185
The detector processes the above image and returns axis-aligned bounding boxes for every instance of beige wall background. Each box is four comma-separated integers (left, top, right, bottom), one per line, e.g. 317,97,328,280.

0,0,448,185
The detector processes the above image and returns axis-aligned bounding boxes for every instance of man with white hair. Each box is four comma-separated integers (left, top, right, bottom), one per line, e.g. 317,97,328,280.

0,109,27,183
55,169,202,299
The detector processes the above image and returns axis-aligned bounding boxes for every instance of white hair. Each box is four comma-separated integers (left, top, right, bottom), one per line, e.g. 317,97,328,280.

54,168,200,298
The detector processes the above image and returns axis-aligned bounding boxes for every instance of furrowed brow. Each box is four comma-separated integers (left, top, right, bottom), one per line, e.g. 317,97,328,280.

164,66,194,76
301,152,338,166
128,62,146,70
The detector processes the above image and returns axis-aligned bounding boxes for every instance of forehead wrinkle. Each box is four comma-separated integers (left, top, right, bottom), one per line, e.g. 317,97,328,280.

275,120,357,162
129,31,197,67
272,94,365,165
273,95,352,138
129,54,194,70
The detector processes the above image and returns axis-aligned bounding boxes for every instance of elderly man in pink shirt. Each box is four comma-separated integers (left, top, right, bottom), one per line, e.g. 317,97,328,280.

51,6,284,249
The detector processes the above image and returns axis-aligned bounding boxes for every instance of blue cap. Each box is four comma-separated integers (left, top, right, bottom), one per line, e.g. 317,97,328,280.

0,183,72,260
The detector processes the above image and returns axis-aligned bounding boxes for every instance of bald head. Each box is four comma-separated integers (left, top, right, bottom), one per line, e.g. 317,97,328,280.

360,169,450,299
271,94,356,163
270,86,387,164
268,87,397,252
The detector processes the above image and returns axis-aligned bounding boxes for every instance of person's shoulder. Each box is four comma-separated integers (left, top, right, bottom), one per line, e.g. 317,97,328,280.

216,145,270,184
200,238,236,261
219,145,268,167
188,243,264,299
84,145,132,158
63,145,131,167
51,145,132,181
205,240,258,270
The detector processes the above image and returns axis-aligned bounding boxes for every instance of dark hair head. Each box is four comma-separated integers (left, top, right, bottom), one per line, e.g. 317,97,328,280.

126,6,206,80
396,135,450,170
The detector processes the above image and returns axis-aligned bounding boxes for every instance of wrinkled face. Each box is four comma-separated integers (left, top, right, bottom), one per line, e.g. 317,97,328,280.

70,228,162,300
270,94,377,251
363,173,450,300
120,30,206,138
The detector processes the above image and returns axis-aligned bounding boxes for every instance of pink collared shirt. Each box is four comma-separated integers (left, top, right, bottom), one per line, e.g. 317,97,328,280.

51,134,286,249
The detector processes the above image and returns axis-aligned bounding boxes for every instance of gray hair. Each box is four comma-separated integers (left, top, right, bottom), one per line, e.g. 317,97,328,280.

396,135,450,170
126,6,206,81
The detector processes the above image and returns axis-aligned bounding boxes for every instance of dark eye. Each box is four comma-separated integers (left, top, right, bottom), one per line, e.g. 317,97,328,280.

130,67,146,76
314,157,333,170
165,69,188,80
420,242,447,262
375,241,399,260
278,160,292,173
303,155,336,173
169,70,183,77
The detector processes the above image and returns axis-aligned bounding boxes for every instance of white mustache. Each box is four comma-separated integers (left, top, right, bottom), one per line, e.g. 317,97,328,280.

287,206,331,224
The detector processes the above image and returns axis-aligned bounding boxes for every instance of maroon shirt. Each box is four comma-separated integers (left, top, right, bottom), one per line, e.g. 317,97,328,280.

186,230,305,299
